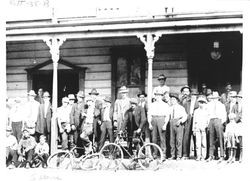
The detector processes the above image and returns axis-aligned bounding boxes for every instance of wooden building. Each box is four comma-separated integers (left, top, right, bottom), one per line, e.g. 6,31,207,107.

6,2,243,153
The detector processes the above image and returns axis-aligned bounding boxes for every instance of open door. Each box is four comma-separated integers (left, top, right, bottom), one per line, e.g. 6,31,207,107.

26,59,86,106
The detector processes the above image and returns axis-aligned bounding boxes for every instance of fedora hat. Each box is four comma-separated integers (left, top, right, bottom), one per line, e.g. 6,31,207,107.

197,96,207,103
104,96,112,103
43,92,50,98
210,91,220,99
89,88,99,95
119,86,129,94
180,85,191,93
157,74,167,80
137,91,147,97
170,93,180,101
68,94,75,100
237,91,242,98
6,126,12,132
27,90,36,96
76,91,85,98
229,91,237,97
130,98,138,105
62,97,69,103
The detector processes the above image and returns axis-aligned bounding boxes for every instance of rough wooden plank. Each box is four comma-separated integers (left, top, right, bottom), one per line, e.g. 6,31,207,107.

7,42,49,52
154,53,186,62
63,56,111,64
85,72,111,80
60,47,111,57
7,66,28,74
7,82,27,90
7,74,27,82
7,90,28,99
84,88,111,96
7,50,51,59
145,77,188,86
85,80,111,89
145,69,188,78
84,64,111,72
7,58,48,67
150,61,188,69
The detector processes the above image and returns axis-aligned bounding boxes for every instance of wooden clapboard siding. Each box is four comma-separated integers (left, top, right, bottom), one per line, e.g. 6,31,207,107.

6,36,189,99
7,90,28,98
7,82,27,90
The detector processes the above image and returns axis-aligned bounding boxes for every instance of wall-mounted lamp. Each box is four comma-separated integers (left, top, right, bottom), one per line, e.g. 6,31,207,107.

210,41,222,60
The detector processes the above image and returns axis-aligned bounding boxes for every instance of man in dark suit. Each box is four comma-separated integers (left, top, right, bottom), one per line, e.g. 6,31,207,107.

69,91,85,148
89,89,103,144
98,96,114,151
121,98,146,154
36,91,52,145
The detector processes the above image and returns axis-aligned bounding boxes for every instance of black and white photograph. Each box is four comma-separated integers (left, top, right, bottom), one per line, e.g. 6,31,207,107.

2,0,250,180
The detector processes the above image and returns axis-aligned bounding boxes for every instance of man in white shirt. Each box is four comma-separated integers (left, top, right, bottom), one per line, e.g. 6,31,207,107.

206,91,227,162
56,97,71,150
153,74,170,102
192,96,210,161
113,86,131,132
6,126,18,168
151,89,171,160
24,90,40,137
169,93,187,160
9,97,25,142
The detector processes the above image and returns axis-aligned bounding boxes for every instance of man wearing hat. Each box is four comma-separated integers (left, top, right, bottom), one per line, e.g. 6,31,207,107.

169,93,187,160
225,91,238,116
121,98,147,154
137,91,151,145
192,96,210,161
180,85,196,159
8,97,25,142
235,91,243,162
151,89,171,160
35,88,44,104
80,96,95,153
6,126,18,168
24,90,40,137
221,82,233,105
17,129,37,168
153,74,170,101
206,91,227,162
113,86,131,133
36,91,52,144
67,94,77,149
98,96,114,151
55,97,72,150
89,88,102,143
69,91,85,148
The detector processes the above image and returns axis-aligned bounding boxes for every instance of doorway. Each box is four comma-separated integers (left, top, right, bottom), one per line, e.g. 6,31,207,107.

32,70,79,106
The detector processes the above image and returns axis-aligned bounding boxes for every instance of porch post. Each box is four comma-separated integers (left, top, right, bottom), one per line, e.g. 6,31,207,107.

137,33,161,126
44,37,65,154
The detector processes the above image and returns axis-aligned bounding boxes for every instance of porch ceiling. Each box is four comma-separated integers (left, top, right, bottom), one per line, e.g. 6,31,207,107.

6,12,243,41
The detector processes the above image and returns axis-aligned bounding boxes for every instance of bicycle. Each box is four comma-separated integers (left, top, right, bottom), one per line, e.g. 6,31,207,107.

47,139,102,170
99,131,164,171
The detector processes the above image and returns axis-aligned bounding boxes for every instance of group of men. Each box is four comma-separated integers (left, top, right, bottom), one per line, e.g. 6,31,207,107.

6,75,243,168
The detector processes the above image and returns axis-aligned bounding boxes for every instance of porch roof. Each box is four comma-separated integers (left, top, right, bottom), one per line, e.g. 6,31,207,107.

6,11,243,42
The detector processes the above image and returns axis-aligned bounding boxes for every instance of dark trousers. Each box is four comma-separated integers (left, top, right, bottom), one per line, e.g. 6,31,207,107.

11,121,23,143
69,130,79,149
182,116,192,157
6,148,18,165
170,119,184,158
151,116,166,157
208,118,224,157
33,153,49,166
98,121,114,151
23,149,35,163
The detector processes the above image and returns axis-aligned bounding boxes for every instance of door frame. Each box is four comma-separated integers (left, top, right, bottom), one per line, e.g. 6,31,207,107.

26,58,87,97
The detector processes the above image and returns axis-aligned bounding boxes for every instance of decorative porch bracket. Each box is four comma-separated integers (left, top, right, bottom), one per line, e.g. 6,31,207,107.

137,33,162,126
43,37,66,154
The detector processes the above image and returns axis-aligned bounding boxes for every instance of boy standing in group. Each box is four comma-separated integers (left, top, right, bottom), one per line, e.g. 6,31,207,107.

192,96,209,161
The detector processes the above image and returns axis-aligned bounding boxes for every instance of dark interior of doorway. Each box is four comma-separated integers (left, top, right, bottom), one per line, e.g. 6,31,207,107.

32,70,79,106
187,32,242,94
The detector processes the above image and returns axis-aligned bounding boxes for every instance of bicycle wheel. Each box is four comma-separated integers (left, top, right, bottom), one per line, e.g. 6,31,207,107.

80,153,103,171
138,143,163,170
99,143,124,170
47,151,72,169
